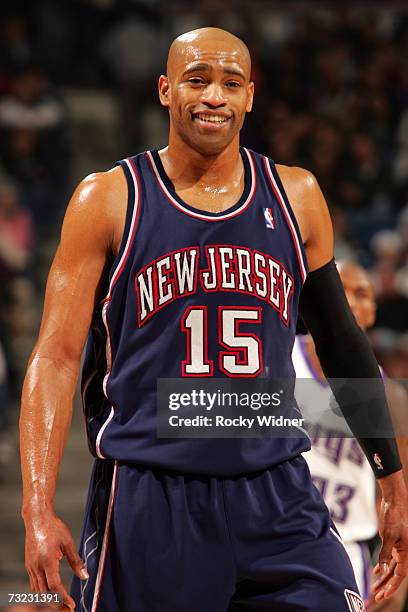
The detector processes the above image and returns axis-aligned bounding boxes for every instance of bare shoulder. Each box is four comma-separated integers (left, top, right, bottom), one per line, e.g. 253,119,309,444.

69,166,126,219
34,166,128,361
275,164,317,185
275,164,322,244
63,165,127,255
274,164,333,271
275,164,320,209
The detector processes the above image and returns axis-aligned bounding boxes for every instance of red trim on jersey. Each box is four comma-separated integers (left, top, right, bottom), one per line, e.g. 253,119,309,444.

109,158,141,291
135,246,200,327
181,305,214,377
218,305,263,377
146,148,257,222
96,158,140,458
263,157,307,283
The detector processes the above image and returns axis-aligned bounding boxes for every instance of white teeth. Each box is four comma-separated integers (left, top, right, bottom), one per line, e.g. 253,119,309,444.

195,113,228,123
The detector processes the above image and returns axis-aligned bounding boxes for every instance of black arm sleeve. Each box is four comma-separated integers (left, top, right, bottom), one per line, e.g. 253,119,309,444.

299,258,401,478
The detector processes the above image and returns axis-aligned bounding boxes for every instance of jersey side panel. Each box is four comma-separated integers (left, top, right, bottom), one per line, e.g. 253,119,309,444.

82,159,141,458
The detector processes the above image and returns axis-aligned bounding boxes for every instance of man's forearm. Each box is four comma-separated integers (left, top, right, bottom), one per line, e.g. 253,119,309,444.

300,259,402,477
377,470,406,507
20,353,79,517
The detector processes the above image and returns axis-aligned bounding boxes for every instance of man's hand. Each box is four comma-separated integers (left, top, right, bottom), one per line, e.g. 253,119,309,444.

366,577,408,611
373,471,408,602
23,507,88,610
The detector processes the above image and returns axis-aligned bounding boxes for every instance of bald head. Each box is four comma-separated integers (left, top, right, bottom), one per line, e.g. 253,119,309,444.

167,27,251,81
337,260,358,273
337,259,374,297
337,260,370,281
158,27,254,156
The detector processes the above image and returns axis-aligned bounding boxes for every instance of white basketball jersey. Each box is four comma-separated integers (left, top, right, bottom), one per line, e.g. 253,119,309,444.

293,336,377,544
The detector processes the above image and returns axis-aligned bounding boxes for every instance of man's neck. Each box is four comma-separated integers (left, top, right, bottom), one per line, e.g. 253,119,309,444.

158,135,242,189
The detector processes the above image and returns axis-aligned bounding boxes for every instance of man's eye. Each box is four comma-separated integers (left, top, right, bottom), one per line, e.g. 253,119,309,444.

189,78,204,85
226,81,240,88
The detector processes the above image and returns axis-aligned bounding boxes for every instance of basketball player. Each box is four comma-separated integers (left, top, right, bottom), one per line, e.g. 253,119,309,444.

293,261,408,610
20,28,408,611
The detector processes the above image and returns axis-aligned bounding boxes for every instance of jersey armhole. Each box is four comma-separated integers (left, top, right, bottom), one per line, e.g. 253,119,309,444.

263,156,308,284
105,158,141,294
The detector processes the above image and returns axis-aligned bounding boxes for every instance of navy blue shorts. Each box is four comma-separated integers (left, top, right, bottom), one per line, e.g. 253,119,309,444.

71,455,364,611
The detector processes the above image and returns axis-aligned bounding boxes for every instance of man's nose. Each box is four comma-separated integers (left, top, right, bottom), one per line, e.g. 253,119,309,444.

200,82,227,107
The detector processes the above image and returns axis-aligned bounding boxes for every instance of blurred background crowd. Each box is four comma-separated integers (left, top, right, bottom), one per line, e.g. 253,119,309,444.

1,0,408,605
2,0,408,465
3,0,408,414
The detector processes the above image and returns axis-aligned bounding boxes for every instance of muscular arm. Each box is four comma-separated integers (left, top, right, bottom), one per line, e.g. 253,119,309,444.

20,167,126,607
277,164,333,271
278,165,408,601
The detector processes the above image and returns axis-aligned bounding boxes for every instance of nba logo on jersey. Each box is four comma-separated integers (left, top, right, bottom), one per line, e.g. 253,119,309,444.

344,589,366,611
263,207,275,229
373,453,383,470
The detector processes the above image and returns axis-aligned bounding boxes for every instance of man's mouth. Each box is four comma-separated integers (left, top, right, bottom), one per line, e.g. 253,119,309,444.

193,112,231,124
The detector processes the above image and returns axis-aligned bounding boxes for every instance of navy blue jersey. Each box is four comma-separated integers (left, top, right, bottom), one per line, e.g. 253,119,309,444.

82,147,310,475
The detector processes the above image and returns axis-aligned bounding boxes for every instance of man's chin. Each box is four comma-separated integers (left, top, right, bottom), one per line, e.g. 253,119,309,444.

186,133,236,156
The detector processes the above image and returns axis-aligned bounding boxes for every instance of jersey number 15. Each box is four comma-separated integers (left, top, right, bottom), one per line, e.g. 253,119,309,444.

181,306,263,377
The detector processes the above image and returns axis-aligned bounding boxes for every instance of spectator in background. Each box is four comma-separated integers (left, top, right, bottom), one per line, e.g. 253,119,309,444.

370,329,402,379
370,230,408,332
394,110,408,201
99,3,166,152
0,66,64,131
0,66,69,237
0,180,35,398
0,334,14,472
350,132,390,209
395,206,408,305
0,180,34,281
0,339,9,429
397,205,408,265
331,206,359,262
370,230,402,297
0,15,34,82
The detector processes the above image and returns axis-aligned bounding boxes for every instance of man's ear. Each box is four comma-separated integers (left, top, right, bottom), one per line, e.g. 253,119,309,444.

158,75,170,107
246,81,254,113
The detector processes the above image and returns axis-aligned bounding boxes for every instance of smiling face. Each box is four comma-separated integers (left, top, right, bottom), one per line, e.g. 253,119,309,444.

159,28,254,156
338,262,376,331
